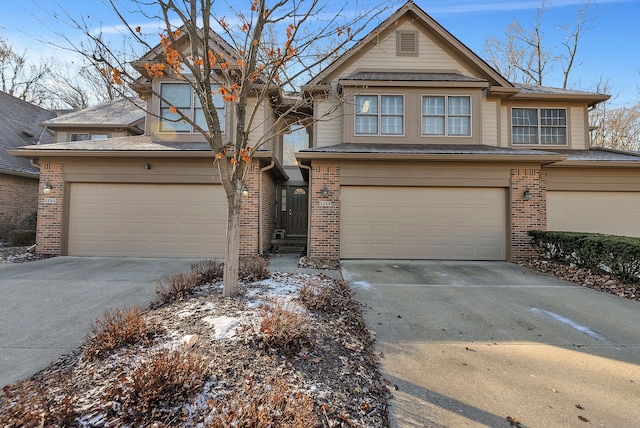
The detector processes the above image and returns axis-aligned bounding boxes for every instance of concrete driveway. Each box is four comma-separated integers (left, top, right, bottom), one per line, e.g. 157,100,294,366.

343,260,640,428
0,256,199,387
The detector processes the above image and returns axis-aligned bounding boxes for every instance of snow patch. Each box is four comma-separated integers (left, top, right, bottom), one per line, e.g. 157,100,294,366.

353,280,373,290
203,316,240,340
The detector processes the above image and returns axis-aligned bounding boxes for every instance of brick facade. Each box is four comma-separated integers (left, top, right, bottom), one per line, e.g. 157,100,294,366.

36,162,64,255
0,173,38,238
308,164,340,259
510,168,546,260
239,164,260,256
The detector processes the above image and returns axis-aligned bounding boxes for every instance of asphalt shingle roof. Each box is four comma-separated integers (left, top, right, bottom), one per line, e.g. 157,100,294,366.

301,143,559,156
340,72,487,83
0,91,55,176
42,97,145,128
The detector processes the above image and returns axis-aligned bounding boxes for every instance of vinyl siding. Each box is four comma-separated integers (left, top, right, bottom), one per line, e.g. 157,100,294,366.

482,99,498,146
314,98,343,147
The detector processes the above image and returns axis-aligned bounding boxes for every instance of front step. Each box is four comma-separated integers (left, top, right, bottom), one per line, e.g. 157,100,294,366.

271,238,307,254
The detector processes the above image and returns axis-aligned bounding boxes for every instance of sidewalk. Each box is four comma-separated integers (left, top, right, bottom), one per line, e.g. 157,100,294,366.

267,253,343,280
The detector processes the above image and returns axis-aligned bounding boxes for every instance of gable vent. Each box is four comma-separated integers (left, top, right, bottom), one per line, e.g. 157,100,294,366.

397,31,418,56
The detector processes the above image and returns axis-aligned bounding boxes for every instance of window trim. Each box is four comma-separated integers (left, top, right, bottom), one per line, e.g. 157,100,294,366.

420,94,472,137
354,94,405,137
511,107,568,146
158,82,226,134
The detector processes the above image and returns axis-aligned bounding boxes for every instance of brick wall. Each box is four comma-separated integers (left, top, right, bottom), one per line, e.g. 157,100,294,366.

240,164,259,256
0,173,38,238
36,162,64,255
308,164,340,259
510,168,545,260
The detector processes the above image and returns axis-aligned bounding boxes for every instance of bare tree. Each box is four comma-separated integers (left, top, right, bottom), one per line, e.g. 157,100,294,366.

0,37,52,105
485,0,593,88
67,0,389,297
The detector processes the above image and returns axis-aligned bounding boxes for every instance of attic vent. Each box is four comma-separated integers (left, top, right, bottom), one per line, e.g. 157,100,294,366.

397,31,418,56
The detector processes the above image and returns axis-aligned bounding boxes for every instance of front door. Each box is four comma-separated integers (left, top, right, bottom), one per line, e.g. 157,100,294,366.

286,186,308,236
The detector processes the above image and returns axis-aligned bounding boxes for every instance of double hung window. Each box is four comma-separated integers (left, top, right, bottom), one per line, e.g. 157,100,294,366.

355,95,404,136
512,108,567,145
422,95,471,136
160,83,225,133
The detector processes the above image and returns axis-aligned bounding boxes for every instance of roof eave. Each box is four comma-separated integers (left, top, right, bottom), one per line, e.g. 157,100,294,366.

511,92,611,106
338,80,490,88
0,167,39,178
544,160,640,168
296,151,568,164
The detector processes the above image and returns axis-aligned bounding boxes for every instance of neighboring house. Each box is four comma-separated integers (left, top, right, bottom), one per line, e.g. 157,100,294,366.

0,91,55,238
10,1,640,260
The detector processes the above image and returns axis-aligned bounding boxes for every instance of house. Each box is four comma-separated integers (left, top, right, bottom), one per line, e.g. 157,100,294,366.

10,1,640,261
0,91,55,238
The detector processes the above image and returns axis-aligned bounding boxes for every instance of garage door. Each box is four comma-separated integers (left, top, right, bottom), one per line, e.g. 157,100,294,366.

340,187,506,260
547,191,640,237
68,183,227,257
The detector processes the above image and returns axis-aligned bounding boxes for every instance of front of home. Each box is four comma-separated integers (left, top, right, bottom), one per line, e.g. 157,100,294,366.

10,1,640,261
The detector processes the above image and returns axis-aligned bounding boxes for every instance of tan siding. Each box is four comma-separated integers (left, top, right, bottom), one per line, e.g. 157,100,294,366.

500,106,509,147
340,21,473,78
247,99,266,147
548,191,640,237
340,186,506,259
569,106,587,150
545,167,640,191
482,99,498,146
340,161,512,187
314,98,343,147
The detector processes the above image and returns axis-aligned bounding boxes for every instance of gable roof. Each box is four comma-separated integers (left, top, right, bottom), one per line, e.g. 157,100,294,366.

42,97,145,131
511,83,609,107
0,91,55,177
305,0,513,89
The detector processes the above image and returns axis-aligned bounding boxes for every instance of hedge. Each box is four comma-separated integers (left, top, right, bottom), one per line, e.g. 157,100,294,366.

528,230,640,283
8,229,36,247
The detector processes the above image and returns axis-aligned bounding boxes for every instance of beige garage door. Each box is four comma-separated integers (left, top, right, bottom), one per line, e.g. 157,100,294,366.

68,183,227,257
340,186,506,260
548,191,640,237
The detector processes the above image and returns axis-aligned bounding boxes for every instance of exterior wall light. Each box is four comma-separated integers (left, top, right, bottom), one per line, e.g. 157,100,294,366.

241,184,250,197
43,183,53,194
523,189,532,200
320,185,329,196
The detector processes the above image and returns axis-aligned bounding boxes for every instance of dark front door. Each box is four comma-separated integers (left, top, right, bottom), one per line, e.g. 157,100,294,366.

286,186,308,236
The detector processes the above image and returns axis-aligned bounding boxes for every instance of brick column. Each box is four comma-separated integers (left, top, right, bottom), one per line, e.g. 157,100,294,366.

239,164,259,256
37,162,64,255
510,168,546,260
308,164,340,260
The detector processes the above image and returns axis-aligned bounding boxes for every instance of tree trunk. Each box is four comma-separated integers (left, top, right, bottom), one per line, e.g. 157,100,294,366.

223,186,242,297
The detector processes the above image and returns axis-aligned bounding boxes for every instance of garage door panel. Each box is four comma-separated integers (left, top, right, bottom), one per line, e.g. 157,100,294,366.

548,191,640,237
68,183,226,257
341,187,506,260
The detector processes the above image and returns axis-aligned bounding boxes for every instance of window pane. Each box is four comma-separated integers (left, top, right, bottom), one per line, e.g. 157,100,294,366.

70,133,89,141
195,108,225,132
160,83,190,107
540,109,566,126
381,116,403,135
355,115,378,134
422,116,444,135
422,96,445,115
356,96,378,114
448,96,470,115
381,95,403,115
90,134,108,140
540,127,566,144
512,126,538,144
160,107,191,132
512,108,537,126
448,117,470,136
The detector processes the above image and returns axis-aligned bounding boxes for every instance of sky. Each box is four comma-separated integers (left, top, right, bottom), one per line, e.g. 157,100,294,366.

0,0,638,107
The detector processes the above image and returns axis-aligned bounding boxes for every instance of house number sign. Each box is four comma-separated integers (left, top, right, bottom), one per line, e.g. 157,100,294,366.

319,201,331,207
44,198,57,204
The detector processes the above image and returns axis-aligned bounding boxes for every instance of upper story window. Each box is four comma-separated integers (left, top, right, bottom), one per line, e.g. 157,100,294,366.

422,95,471,136
70,133,108,142
512,108,567,145
355,95,404,136
160,82,225,133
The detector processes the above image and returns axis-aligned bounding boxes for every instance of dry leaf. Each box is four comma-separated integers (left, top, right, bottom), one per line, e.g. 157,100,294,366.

578,415,589,422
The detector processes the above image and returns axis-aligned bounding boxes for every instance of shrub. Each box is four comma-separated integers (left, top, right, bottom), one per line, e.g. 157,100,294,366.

84,306,161,361
156,271,201,303
299,278,339,312
529,230,640,283
21,212,37,230
191,259,224,283
7,229,36,247
253,300,310,354
196,378,316,428
239,255,269,281
106,349,210,425
0,373,78,427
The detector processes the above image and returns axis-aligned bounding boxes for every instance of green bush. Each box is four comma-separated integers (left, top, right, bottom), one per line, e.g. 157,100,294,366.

21,212,37,230
529,230,640,282
8,229,36,247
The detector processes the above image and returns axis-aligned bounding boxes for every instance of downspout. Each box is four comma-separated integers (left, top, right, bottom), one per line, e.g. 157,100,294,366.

258,160,275,255
298,163,312,257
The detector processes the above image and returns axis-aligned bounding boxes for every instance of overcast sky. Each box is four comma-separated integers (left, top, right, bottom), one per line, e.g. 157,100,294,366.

1,0,638,107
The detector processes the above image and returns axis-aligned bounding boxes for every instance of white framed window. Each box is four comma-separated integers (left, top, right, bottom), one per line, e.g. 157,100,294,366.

422,95,471,136
70,133,108,142
160,82,225,133
355,94,404,136
512,108,567,145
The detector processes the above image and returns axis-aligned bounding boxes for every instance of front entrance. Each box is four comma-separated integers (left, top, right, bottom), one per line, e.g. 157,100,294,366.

286,186,308,236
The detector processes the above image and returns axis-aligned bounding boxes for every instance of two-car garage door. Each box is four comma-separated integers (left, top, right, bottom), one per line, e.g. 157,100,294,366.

340,187,506,260
67,183,227,257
